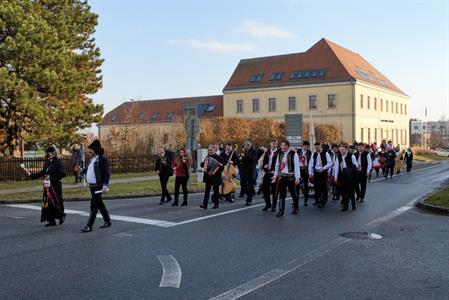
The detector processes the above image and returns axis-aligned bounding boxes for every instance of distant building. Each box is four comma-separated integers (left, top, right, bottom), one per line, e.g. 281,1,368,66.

98,95,223,152
410,120,449,147
223,38,409,145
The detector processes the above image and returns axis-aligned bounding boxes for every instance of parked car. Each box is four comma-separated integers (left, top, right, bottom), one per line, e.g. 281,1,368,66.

435,149,449,157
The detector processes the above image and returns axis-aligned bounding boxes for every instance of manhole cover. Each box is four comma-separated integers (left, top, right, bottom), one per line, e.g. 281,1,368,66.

339,232,383,240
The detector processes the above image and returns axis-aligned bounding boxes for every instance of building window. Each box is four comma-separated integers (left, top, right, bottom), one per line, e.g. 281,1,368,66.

268,98,276,112
386,100,389,112
367,96,370,110
404,104,407,115
381,99,383,112
269,72,284,81
391,101,394,113
360,95,364,109
328,94,336,109
374,128,378,143
361,128,364,142
414,126,418,130
400,104,403,115
309,95,317,109
249,74,264,82
381,129,384,140
205,105,216,112
236,100,243,113
288,96,296,111
374,98,377,110
368,128,371,143
252,98,259,113
396,129,399,143
151,112,159,121
167,112,174,122
395,102,398,114
163,133,169,144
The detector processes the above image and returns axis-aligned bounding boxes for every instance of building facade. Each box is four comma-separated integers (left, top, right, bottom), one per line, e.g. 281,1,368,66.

410,120,449,147
223,38,409,146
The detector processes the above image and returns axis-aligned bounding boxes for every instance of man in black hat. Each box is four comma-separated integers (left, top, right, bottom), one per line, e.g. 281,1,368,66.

81,139,112,233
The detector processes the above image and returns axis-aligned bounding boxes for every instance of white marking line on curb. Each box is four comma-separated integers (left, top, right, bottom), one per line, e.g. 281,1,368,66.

209,195,427,300
157,255,182,288
5,204,177,227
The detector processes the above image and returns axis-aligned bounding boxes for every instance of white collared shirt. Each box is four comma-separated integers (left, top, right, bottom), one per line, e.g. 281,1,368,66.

86,156,98,184
273,150,301,180
308,151,332,176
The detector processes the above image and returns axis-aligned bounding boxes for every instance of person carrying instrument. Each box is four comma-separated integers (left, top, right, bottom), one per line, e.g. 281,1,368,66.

200,145,224,209
220,144,239,203
238,140,258,206
261,139,280,212
172,149,192,206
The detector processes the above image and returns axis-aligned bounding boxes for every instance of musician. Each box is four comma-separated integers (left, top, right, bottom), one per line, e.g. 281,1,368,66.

238,140,258,206
261,139,280,212
272,140,301,216
308,142,332,208
200,145,224,209
155,148,173,205
330,144,340,201
81,140,112,233
172,149,192,206
354,143,372,202
333,143,359,211
385,144,396,179
29,146,66,227
220,144,239,202
295,140,312,206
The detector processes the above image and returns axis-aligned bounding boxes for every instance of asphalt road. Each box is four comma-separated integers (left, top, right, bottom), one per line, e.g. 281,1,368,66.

0,161,448,300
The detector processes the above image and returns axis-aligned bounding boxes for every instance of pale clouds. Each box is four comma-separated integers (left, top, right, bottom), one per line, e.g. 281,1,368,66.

168,39,254,52
235,20,296,39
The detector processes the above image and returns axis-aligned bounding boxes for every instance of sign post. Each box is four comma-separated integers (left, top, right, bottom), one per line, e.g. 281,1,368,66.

285,114,303,148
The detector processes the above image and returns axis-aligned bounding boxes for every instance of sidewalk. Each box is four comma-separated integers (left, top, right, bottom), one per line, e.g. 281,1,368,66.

0,175,159,195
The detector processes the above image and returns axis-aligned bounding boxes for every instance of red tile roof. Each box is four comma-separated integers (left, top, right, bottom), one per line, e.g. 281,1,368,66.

223,38,406,95
99,95,223,126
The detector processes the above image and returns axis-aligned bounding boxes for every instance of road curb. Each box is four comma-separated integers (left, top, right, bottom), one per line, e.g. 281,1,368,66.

416,200,449,216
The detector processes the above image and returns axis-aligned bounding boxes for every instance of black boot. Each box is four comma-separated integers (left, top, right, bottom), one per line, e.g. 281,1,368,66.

100,221,112,229
81,225,92,233
181,201,188,206
276,210,284,217
292,208,299,215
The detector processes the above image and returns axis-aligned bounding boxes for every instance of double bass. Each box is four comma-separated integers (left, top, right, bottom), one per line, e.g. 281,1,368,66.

221,146,238,196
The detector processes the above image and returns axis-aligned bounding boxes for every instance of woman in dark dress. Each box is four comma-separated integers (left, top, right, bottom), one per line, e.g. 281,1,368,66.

155,148,173,205
29,146,66,227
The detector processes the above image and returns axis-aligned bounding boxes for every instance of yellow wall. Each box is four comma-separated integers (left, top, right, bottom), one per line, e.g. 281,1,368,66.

354,82,409,146
223,82,355,142
223,81,410,146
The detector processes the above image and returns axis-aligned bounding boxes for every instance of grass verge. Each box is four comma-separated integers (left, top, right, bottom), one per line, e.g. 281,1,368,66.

414,153,449,162
0,176,203,201
424,185,449,209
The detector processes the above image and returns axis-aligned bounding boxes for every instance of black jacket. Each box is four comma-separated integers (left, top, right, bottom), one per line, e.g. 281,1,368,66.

262,149,280,173
221,151,238,166
404,151,413,163
239,147,258,180
155,156,172,178
82,155,110,186
30,157,66,182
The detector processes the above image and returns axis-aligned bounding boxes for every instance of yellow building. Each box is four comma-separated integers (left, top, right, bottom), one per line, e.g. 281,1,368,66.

222,38,409,146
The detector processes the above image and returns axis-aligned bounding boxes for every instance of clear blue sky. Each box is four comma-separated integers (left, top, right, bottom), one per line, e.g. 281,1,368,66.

89,0,448,121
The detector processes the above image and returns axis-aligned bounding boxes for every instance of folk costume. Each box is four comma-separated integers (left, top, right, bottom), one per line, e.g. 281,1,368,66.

155,153,173,204
238,147,258,206
354,150,372,202
308,150,332,208
200,153,224,209
333,152,359,211
404,149,413,172
261,148,280,212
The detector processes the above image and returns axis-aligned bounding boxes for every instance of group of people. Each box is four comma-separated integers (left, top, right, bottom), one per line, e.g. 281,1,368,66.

155,138,415,216
27,137,415,230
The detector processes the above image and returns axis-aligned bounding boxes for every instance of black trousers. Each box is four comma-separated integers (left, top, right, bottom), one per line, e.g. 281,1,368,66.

174,176,189,204
338,174,356,209
159,175,172,202
355,172,368,200
241,178,255,203
385,165,394,178
87,186,111,227
203,182,219,208
262,174,277,208
298,169,310,204
278,177,299,213
313,172,328,206
406,162,412,172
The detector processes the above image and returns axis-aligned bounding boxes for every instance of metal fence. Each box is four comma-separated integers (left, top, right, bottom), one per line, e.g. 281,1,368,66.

0,155,158,182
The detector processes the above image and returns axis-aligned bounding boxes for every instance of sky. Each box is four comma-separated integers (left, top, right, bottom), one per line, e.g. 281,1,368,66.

88,0,449,122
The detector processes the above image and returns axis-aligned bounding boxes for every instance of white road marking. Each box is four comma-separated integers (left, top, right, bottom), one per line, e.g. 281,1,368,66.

209,194,433,300
156,255,182,288
5,204,177,227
